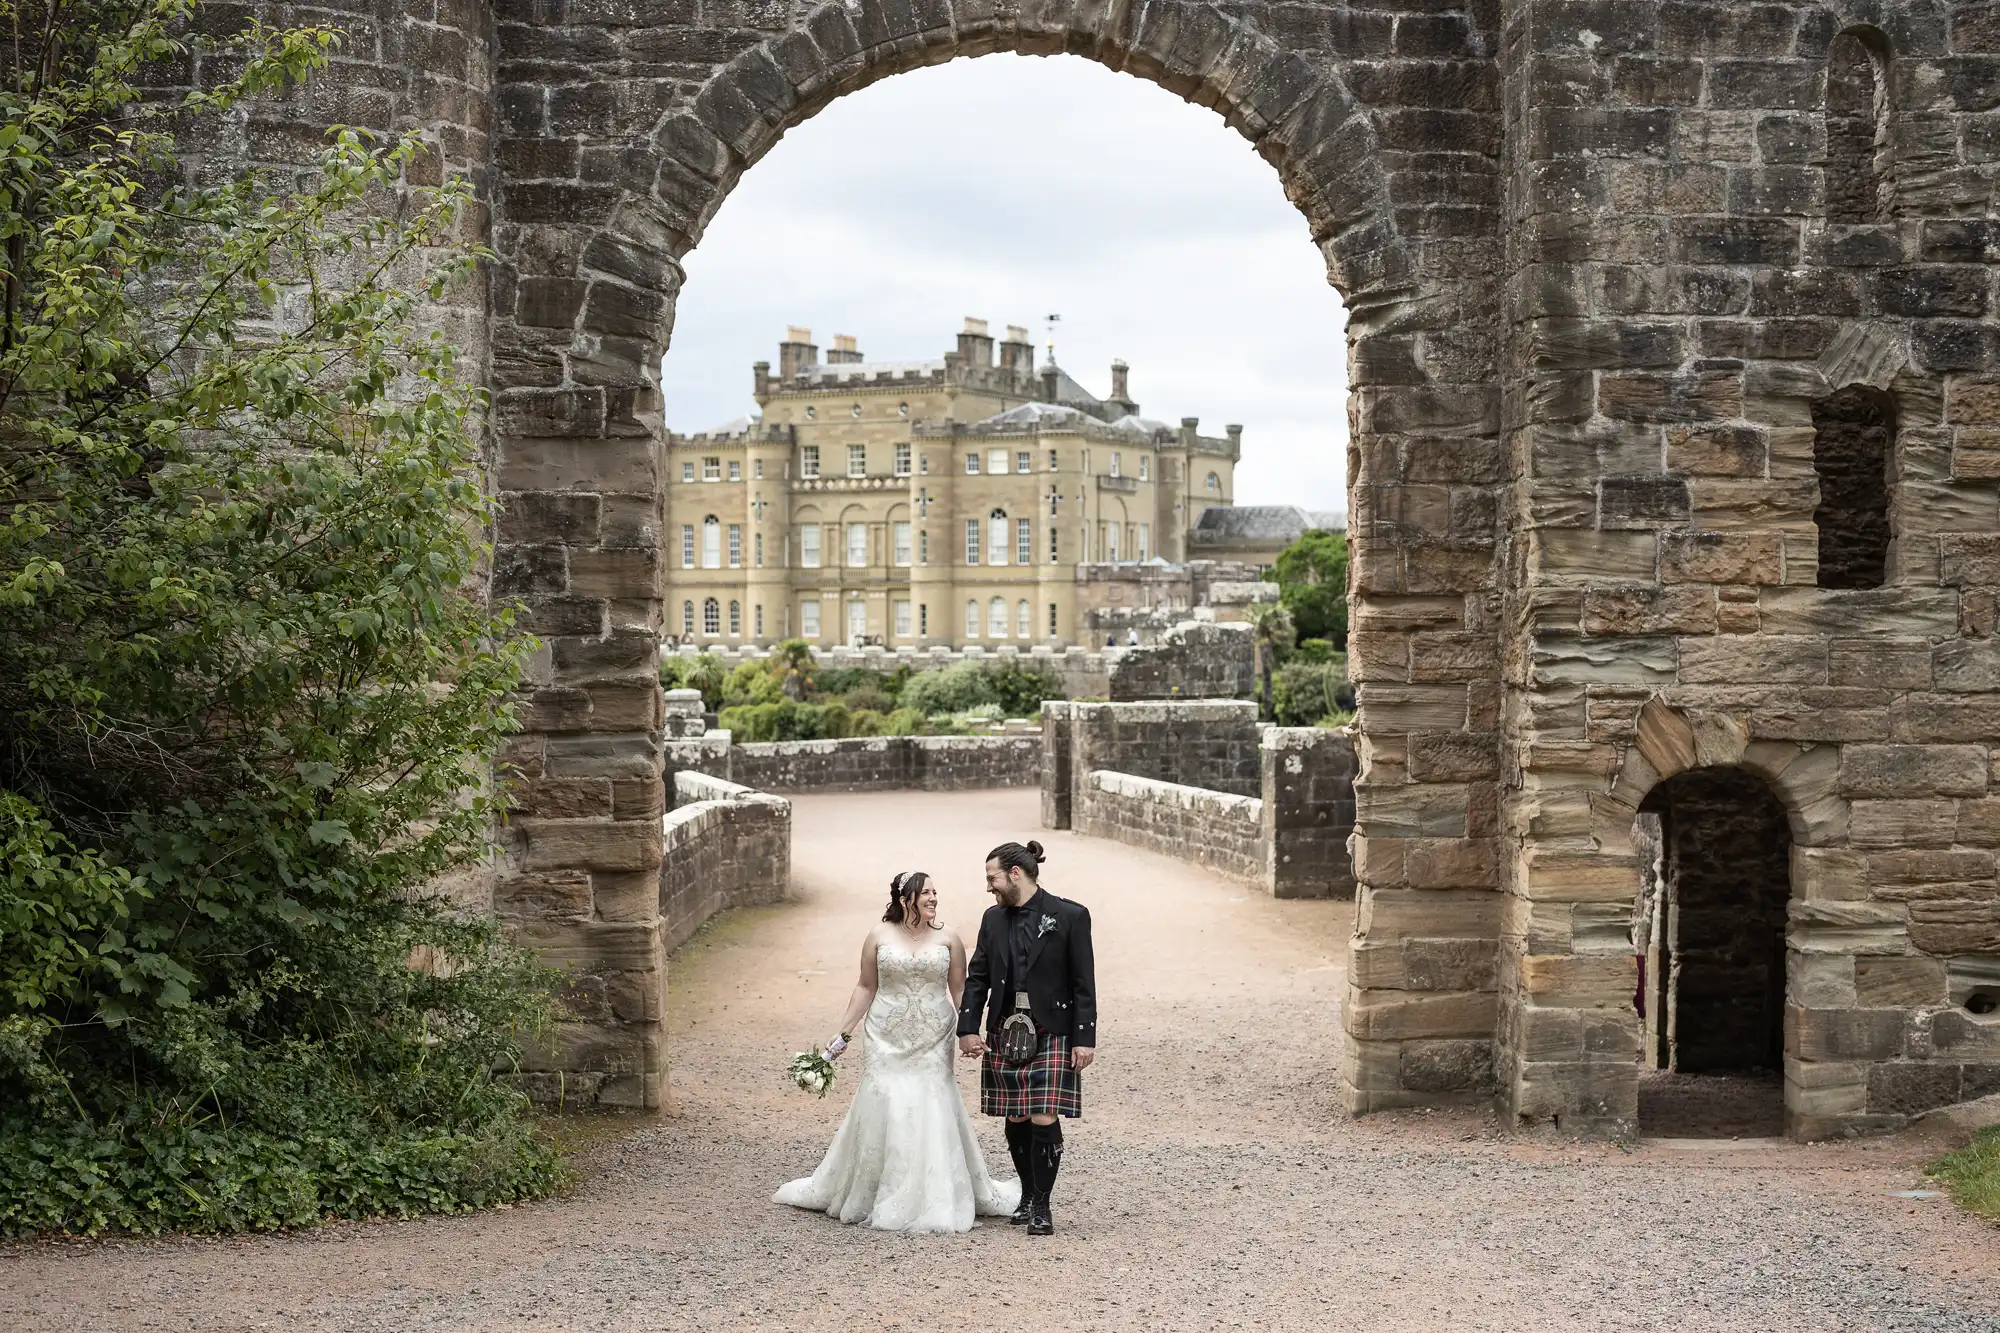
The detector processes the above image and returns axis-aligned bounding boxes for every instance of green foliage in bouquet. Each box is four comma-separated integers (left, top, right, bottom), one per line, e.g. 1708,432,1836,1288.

0,0,561,1234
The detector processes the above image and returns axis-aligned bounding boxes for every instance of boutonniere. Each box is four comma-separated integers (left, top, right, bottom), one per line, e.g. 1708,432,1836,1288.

1037,914,1058,938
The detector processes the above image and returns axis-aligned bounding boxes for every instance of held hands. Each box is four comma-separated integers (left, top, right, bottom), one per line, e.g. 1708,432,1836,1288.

958,1034,985,1058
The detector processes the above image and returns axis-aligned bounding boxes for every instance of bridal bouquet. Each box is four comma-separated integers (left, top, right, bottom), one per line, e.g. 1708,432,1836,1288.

789,1050,837,1098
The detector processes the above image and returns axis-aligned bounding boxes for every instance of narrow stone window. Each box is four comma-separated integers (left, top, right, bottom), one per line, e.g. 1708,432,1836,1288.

1810,386,1894,589
1826,31,1887,224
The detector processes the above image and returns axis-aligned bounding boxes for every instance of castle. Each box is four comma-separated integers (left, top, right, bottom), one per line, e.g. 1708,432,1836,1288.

663,320,1243,648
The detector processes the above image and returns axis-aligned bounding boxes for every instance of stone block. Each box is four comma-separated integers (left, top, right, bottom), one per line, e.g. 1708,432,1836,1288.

1659,531,1784,584
1679,635,1827,685
1791,954,1858,1008
1347,989,1497,1041
1909,900,2000,954
1840,744,1989,799
1520,850,1642,904
494,870,592,921
1849,799,1960,849
1788,899,1911,956
1789,1007,1907,1062
1868,1063,1964,1116
520,816,665,872
1854,957,1948,1008
1398,1039,1495,1093
1518,953,1635,1007
1792,845,1868,901
1355,783,1469,837
1829,638,1933,690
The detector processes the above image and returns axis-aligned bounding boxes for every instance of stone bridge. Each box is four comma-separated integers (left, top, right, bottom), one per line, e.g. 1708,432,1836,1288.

193,0,2000,1135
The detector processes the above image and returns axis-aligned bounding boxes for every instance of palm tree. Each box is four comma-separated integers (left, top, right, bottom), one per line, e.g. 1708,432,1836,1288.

1245,600,1295,722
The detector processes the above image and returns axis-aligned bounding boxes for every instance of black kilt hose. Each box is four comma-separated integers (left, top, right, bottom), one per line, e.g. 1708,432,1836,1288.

980,1032,1083,1119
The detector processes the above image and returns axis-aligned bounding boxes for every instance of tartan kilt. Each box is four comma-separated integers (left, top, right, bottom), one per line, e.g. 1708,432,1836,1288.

979,1031,1083,1119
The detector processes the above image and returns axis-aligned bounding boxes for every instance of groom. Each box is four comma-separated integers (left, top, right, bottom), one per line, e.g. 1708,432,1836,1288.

958,839,1096,1237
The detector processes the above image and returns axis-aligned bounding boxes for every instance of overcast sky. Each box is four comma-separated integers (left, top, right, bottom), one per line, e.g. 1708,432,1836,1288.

657,53,1349,514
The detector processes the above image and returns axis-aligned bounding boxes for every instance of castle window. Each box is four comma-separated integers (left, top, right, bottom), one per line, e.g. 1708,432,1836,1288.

1137,524,1150,560
894,442,911,476
728,600,741,637
754,604,764,637
1017,518,1031,565
966,599,981,639
801,525,821,568
801,600,820,637
702,456,721,481
894,601,911,636
1827,30,1888,225
1016,599,1031,639
728,524,742,567
919,603,928,637
965,452,979,475
989,597,1008,640
964,519,980,565
682,600,694,635
1049,527,1059,562
728,460,741,482
1016,451,1030,474
754,459,764,479
1139,456,1149,481
851,403,862,419
847,444,866,477
987,449,1008,476
988,509,1008,566
1206,471,1220,493
805,406,816,421
1047,449,1058,471
801,445,819,479
1812,386,1894,589
701,516,721,568
846,522,867,568
702,597,720,636
1109,452,1121,478
893,522,912,567
681,461,694,483
898,402,909,418
681,524,695,568
1048,602,1058,637
754,533,763,568
919,529,929,565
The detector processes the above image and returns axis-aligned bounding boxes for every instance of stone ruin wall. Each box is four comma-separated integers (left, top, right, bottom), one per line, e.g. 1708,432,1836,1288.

191,0,2000,1133
1043,702,1359,899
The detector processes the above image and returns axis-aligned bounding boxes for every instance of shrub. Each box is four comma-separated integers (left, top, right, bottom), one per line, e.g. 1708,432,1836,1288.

901,662,997,717
839,685,896,716
884,708,927,736
1273,656,1352,727
721,659,783,708
0,3,559,1234
1273,529,1348,649
660,653,728,710
987,662,1064,718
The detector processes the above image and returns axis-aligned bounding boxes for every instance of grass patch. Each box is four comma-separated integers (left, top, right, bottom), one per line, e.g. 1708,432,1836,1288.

1928,1126,2000,1222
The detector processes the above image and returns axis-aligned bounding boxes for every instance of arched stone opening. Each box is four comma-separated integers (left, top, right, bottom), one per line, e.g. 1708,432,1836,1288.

1633,766,1791,1137
483,0,1505,1109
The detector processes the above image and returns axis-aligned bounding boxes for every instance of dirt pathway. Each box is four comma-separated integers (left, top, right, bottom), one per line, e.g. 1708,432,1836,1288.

6,788,1999,1332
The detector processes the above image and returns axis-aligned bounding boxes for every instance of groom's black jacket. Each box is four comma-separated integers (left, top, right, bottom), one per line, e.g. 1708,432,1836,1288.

958,887,1097,1048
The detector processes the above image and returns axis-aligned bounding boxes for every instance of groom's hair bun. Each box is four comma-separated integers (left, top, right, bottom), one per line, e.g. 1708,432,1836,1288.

987,840,1046,880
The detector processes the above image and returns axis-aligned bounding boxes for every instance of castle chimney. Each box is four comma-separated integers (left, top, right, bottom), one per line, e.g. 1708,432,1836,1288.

1180,416,1199,449
1109,359,1130,403
777,325,818,380
1225,423,1242,459
753,359,771,398
998,325,1035,376
827,333,863,365
957,316,994,368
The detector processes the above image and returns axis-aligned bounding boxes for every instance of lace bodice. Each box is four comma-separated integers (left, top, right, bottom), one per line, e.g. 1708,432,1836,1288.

866,940,955,1064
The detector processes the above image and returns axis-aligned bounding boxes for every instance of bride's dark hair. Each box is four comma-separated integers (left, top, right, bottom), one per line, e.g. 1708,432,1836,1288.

883,871,940,927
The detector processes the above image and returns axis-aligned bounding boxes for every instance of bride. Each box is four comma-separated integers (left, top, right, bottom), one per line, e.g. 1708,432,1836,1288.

774,870,1021,1232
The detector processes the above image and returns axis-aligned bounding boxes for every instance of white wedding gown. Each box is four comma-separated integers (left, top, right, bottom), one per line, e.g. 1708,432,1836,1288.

774,939,1021,1232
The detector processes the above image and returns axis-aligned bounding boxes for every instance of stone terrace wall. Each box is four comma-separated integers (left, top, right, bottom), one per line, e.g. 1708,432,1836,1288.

1046,702,1358,900
705,734,1040,792
1076,771,1265,883
1056,700,1264,798
660,771,791,953
1264,727,1360,899
667,642,1114,701
1108,621,1258,702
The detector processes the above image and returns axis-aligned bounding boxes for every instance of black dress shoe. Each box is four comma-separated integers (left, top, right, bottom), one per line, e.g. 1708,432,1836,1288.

1009,1194,1032,1225
1027,1199,1054,1236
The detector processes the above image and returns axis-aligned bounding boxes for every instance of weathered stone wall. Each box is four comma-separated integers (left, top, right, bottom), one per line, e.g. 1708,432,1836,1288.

1264,726,1359,899
1046,702,1358,898
1075,770,1265,882
1107,620,1258,701
677,733,1041,792
1055,699,1265,800
661,772,791,952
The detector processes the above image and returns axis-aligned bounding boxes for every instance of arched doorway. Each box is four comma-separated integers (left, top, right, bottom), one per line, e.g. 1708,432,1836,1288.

1633,766,1791,1137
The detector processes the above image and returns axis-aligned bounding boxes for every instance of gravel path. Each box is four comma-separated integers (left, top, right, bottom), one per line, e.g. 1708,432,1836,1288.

6,788,2000,1332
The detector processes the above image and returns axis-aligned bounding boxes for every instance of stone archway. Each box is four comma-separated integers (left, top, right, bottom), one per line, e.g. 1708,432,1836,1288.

482,0,1505,1106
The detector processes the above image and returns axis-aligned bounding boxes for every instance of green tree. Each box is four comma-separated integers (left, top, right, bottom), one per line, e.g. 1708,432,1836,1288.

0,0,559,1234
1245,601,1296,723
1272,529,1348,649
